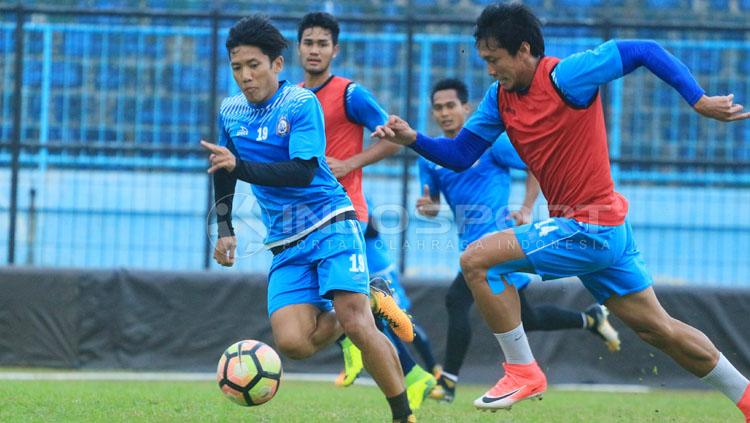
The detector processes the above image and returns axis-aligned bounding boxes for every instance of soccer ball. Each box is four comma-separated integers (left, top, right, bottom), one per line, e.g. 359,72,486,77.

216,339,282,406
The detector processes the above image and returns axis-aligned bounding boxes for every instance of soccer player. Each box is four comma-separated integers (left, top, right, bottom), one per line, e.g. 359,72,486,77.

203,15,415,422
373,4,750,419
297,12,438,410
418,78,621,403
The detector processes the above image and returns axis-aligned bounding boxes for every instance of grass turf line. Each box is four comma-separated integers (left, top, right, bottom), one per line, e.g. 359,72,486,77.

0,380,742,422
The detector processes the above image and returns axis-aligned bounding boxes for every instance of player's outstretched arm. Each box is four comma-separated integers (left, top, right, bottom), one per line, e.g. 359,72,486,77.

554,39,750,122
373,116,492,172
617,40,750,122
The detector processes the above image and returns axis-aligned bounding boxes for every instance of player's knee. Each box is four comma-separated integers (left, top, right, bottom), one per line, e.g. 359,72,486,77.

459,250,484,282
339,314,372,342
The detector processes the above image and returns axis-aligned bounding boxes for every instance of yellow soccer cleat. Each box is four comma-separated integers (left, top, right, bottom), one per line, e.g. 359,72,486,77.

370,277,414,342
405,365,437,411
334,336,363,387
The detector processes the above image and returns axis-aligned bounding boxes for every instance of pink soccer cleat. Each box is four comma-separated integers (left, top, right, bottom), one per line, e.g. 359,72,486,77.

474,361,547,411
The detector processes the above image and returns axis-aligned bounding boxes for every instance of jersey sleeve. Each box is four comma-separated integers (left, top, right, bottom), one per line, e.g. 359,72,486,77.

489,133,527,170
288,94,327,160
551,40,624,108
345,83,389,131
418,158,440,198
463,81,506,143
217,113,231,148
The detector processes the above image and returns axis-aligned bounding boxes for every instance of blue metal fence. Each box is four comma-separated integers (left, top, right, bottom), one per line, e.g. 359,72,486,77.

1,14,749,285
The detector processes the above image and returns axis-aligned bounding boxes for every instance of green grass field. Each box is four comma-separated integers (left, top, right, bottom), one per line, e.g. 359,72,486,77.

0,378,742,422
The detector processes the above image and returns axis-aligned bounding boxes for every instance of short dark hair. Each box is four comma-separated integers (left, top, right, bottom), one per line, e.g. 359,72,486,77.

297,12,340,45
431,78,469,104
226,14,289,61
474,3,544,57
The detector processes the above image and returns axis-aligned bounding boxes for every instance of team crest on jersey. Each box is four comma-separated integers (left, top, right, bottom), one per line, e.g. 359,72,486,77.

276,116,290,136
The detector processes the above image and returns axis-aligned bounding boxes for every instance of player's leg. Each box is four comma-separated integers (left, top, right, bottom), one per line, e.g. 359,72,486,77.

270,304,341,359
605,287,749,415
382,267,438,375
459,229,547,410
518,285,621,352
378,321,436,411
519,288,585,331
267,252,342,359
411,322,437,375
319,220,412,422
583,221,749,419
432,272,474,402
333,291,412,419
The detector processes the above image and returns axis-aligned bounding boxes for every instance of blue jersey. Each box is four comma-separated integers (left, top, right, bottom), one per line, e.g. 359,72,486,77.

418,134,527,250
344,83,389,130
218,81,354,247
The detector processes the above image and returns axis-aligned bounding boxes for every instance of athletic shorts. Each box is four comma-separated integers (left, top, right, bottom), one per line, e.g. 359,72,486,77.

489,217,652,303
486,269,533,295
266,219,370,317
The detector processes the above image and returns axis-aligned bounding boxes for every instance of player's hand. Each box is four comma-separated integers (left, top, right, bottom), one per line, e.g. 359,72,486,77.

416,185,439,217
371,115,417,146
325,156,354,179
510,206,533,226
213,235,237,267
201,140,237,173
693,94,750,122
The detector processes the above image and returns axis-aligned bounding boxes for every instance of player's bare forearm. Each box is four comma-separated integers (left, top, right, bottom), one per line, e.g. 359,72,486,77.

347,138,402,171
522,173,540,211
693,94,750,122
510,173,540,225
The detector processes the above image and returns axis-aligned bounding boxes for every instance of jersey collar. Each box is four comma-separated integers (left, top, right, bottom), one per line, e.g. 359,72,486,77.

304,75,336,93
249,80,289,109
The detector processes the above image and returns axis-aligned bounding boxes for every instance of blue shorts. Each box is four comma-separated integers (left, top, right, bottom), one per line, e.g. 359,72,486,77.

486,269,533,295
490,218,652,303
267,220,370,317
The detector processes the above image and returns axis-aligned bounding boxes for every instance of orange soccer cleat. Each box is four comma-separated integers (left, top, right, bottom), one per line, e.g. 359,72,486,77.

474,361,547,411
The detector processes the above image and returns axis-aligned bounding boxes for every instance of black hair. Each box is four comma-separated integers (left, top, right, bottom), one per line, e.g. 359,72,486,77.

226,14,289,60
474,3,544,57
431,78,469,104
297,12,340,45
